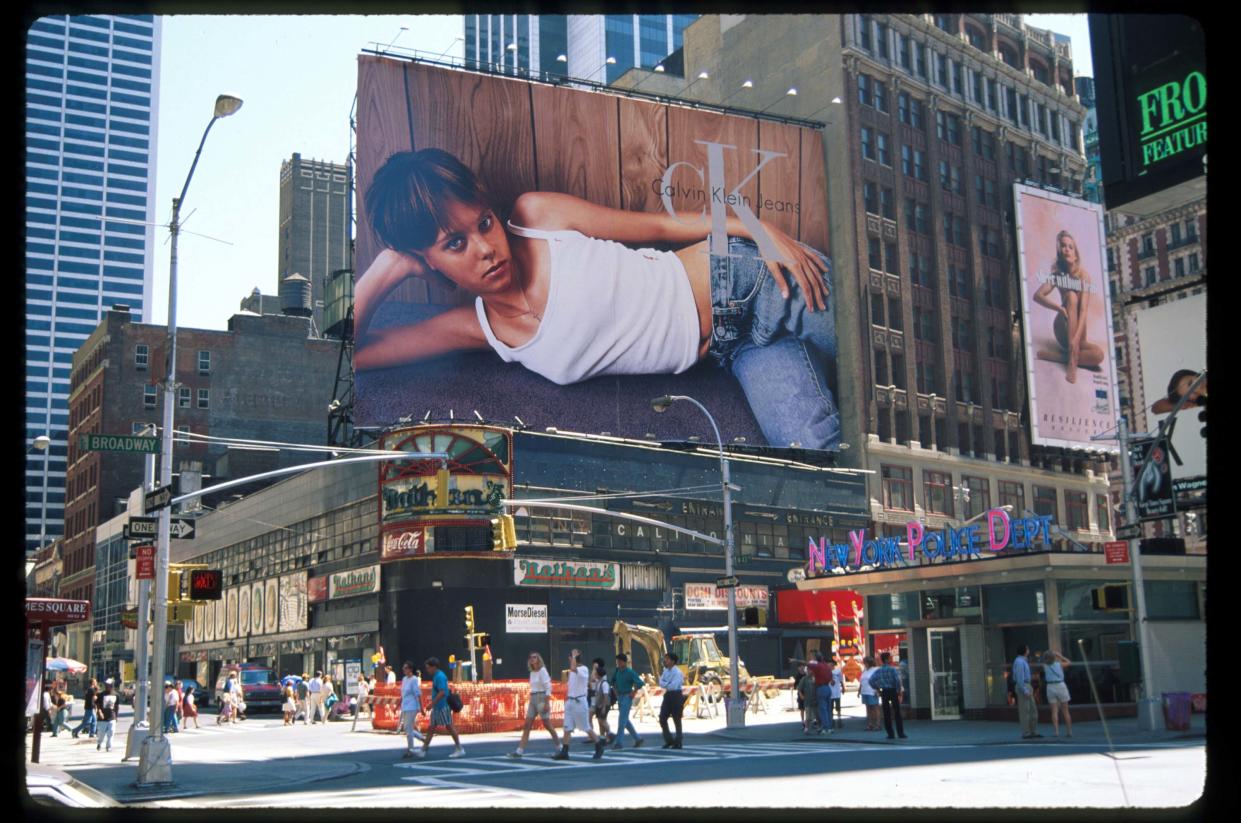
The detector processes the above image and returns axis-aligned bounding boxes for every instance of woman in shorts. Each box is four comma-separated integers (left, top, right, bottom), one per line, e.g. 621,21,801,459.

858,656,881,731
509,652,560,758
1042,650,1073,737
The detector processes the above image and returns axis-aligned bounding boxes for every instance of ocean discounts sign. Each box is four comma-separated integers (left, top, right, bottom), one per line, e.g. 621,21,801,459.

514,558,620,591
807,508,1056,575
329,565,381,600
684,583,769,611
505,603,548,634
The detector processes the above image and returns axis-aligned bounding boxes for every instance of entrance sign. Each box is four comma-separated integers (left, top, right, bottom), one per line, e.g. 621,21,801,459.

807,508,1056,575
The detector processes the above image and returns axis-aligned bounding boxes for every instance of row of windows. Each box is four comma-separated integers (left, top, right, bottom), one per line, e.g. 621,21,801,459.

854,17,1080,151
879,464,1108,530
133,345,211,374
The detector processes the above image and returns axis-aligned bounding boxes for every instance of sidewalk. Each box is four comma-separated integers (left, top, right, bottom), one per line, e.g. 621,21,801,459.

708,693,1207,747
24,706,365,803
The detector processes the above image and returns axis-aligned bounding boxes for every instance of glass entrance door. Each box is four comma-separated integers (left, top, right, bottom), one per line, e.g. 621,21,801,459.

927,627,963,720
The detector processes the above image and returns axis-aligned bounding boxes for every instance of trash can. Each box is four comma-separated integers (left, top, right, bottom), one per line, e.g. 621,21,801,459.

1162,691,1191,731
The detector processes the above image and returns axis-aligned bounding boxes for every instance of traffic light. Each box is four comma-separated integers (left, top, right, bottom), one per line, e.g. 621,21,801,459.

1091,584,1129,611
167,569,183,602
463,605,475,636
475,632,492,651
491,514,517,550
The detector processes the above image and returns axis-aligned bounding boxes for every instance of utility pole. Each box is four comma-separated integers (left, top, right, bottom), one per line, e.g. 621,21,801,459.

1116,415,1159,730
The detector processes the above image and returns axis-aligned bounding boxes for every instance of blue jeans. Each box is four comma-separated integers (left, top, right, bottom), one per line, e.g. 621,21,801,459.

615,694,641,745
815,684,833,731
73,707,97,736
163,706,179,733
709,238,840,450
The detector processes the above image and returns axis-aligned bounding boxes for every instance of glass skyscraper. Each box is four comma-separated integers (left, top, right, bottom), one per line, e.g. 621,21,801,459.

25,14,161,555
465,14,698,84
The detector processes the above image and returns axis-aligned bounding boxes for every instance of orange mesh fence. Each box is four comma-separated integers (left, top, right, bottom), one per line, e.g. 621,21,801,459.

367,681,571,735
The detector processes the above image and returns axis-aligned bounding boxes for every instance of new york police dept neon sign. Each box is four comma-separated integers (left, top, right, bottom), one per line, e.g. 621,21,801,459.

807,509,1055,575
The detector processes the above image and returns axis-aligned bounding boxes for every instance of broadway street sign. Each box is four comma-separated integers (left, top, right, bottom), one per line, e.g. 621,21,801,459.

124,516,196,540
78,433,159,454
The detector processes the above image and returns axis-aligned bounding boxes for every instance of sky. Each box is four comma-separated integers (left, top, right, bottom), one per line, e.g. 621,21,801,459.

149,14,1093,331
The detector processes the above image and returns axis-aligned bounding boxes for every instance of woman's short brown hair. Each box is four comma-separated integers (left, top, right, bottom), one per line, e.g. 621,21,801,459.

365,149,490,256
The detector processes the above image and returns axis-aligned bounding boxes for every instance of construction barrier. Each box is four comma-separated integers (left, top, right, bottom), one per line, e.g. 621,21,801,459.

363,680,572,735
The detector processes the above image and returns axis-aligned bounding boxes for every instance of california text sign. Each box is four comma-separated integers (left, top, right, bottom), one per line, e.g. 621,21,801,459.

806,508,1056,574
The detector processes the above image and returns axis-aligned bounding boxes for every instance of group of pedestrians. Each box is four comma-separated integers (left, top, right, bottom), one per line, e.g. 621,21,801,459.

278,671,342,725
164,679,202,732
1012,645,1074,739
793,651,907,740
398,657,464,760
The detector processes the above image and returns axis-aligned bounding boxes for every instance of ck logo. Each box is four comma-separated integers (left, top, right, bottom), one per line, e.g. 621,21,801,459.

659,141,789,262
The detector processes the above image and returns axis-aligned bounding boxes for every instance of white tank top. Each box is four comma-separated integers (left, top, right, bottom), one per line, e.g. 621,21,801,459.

474,223,700,385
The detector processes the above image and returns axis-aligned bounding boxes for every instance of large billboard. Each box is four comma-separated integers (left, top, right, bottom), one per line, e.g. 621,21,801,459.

1129,294,1206,487
354,58,840,451
1013,185,1120,452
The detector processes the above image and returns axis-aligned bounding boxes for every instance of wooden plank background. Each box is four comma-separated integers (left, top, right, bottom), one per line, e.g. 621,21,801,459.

356,56,831,305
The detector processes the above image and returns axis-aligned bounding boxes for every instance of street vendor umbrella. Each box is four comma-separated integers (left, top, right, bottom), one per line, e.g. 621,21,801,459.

281,675,303,687
45,657,88,674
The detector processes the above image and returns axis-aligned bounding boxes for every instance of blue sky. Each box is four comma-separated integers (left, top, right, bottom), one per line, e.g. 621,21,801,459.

149,14,1092,331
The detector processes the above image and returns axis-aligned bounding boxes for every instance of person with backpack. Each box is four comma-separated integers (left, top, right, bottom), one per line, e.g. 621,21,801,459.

590,658,614,743
509,652,560,759
417,657,464,759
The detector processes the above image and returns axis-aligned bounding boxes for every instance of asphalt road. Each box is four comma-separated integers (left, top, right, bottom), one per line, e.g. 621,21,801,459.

27,701,1207,810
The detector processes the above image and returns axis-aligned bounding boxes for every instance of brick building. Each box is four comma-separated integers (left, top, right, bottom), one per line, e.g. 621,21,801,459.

58,305,340,657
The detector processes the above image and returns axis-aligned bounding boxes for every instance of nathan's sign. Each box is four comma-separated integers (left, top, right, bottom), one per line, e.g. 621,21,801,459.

329,565,381,600
378,426,513,528
807,509,1056,574
514,558,620,591
25,598,91,624
684,582,768,611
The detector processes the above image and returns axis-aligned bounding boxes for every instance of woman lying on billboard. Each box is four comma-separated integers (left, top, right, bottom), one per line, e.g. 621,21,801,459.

1032,230,1106,384
354,149,840,451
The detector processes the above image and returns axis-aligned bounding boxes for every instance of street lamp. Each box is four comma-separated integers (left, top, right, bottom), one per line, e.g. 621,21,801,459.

137,93,242,788
651,395,745,728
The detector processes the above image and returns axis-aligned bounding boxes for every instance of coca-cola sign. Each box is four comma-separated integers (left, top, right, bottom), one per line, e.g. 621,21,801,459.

381,527,427,561
25,598,91,624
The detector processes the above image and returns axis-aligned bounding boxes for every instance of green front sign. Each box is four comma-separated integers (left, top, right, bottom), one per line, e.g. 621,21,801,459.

78,433,160,453
1136,70,1207,170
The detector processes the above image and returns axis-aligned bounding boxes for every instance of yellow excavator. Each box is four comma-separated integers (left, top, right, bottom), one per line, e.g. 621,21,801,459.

613,620,752,700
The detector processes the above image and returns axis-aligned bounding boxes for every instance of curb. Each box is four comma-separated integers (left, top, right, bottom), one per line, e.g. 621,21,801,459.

112,759,369,804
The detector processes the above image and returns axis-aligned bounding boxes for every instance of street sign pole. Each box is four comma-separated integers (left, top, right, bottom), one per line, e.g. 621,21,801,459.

126,429,157,762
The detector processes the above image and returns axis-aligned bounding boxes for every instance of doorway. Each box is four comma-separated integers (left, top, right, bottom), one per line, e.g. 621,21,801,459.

927,627,963,720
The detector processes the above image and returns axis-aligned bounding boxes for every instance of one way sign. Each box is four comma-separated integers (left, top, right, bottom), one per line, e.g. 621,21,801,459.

144,484,172,513
124,516,196,540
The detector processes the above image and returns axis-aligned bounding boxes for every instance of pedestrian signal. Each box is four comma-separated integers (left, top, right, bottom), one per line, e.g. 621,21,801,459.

1091,584,1129,611
475,633,492,651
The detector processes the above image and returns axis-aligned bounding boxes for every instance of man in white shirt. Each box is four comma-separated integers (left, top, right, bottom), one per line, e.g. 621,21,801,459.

658,653,686,749
398,661,426,758
553,650,604,761
308,670,325,723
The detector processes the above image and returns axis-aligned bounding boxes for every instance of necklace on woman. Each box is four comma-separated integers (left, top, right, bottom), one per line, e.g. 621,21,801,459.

490,271,542,321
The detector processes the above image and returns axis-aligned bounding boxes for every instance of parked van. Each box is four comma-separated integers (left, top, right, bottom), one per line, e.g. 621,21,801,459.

213,663,282,713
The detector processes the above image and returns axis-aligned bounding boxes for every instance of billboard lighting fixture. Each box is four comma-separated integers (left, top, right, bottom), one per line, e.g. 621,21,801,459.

422,410,432,422
473,410,485,422
513,415,526,428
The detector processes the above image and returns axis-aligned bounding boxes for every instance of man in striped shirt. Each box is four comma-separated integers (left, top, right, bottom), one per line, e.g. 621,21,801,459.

869,652,907,739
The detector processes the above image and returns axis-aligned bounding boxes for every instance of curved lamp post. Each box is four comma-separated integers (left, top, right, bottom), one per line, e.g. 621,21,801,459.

137,94,243,788
652,394,745,728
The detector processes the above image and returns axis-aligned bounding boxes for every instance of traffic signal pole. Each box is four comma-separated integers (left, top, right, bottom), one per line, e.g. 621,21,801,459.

1116,414,1159,731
